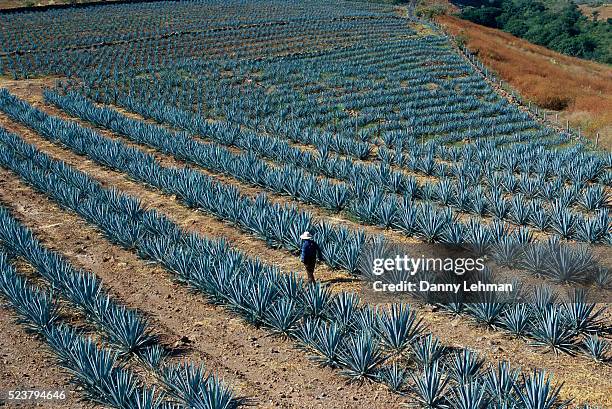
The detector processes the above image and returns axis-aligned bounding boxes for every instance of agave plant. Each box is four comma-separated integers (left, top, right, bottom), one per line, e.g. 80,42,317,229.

411,360,450,409
376,304,425,355
137,344,168,371
514,370,569,409
377,362,409,393
562,289,605,334
549,201,576,240
310,322,345,367
508,194,531,226
94,296,158,356
448,381,489,409
483,361,520,406
449,349,484,385
411,334,446,368
491,236,522,267
499,304,532,336
338,332,386,382
582,335,610,362
529,306,576,355
161,362,239,409
394,197,418,234
300,282,332,319
415,203,452,243
580,185,609,211
593,267,611,289
465,292,507,327
264,297,303,336
543,241,595,283
574,215,607,244
465,220,492,256
0,253,59,334
294,316,320,347
327,292,359,331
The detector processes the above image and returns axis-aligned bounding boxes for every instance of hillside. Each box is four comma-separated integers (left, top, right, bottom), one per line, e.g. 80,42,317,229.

450,0,611,65
579,3,612,20
434,13,612,148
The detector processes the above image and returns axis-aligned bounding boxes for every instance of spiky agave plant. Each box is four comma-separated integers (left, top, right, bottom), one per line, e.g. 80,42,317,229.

415,203,453,243
498,304,532,336
582,335,610,362
465,292,508,328
264,297,303,336
580,185,609,211
294,316,320,348
491,235,522,267
376,303,425,355
235,275,279,325
529,306,576,355
310,322,345,367
448,381,489,409
94,296,158,356
562,289,605,334
483,361,520,407
464,220,492,256
509,194,532,226
440,222,466,247
137,344,168,371
377,362,409,393
338,332,386,382
411,360,450,409
300,282,332,319
574,216,607,244
327,292,359,332
394,197,418,234
543,241,595,283
549,201,576,240
161,362,240,409
411,334,446,368
514,370,570,409
449,349,484,385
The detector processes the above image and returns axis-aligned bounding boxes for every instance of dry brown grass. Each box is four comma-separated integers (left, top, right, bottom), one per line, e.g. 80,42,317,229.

579,4,612,20
437,14,612,149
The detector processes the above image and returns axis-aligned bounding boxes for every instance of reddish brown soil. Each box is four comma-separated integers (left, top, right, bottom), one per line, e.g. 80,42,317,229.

0,79,610,407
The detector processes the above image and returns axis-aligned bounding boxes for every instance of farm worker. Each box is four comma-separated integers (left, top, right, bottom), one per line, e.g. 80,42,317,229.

300,231,322,283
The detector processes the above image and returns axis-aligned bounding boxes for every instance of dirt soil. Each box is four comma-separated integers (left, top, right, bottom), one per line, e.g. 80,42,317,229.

0,78,610,407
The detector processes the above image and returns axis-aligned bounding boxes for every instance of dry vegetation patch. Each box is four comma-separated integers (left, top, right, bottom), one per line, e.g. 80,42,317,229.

436,14,612,148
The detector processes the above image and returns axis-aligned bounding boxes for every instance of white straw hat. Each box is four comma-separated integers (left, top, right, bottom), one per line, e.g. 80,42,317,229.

300,231,313,240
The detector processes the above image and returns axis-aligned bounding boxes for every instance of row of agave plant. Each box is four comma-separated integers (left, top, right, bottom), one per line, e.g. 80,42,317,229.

0,123,586,409
0,90,608,358
67,82,611,245
34,89,611,287
0,252,177,408
0,206,241,409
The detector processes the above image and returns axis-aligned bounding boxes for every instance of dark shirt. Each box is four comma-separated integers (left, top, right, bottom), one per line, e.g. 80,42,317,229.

300,239,322,264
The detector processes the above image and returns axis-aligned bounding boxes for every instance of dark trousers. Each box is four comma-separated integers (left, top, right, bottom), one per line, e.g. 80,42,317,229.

304,260,316,283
